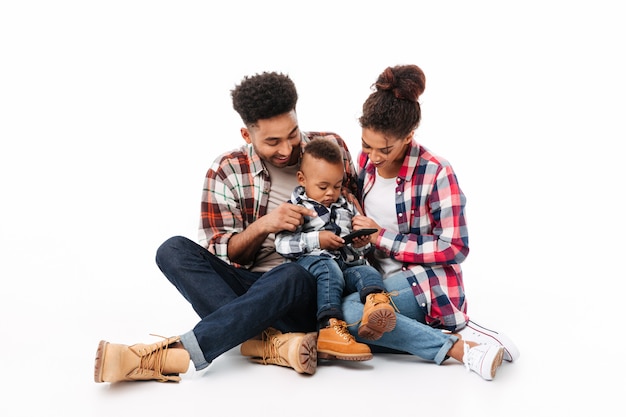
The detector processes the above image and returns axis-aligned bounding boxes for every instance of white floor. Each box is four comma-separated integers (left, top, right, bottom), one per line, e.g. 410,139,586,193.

4,241,621,416
2,1,625,416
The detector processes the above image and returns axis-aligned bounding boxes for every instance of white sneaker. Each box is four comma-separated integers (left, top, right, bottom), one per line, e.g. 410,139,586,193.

458,320,520,362
463,342,504,381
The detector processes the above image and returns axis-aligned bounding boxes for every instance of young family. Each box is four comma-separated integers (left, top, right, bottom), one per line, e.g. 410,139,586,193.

93,65,520,383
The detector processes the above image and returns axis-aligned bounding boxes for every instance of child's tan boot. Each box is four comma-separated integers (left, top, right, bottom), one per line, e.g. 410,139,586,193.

317,318,372,361
358,292,397,340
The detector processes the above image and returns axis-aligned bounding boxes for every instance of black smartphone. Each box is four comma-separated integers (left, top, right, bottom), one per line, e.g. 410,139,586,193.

342,228,378,244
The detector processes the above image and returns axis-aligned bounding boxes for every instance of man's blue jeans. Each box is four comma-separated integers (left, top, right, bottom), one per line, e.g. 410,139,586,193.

341,272,457,365
156,236,317,370
295,255,384,323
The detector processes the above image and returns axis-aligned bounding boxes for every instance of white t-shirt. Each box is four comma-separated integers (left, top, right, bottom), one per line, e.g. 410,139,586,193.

365,172,402,277
251,162,299,272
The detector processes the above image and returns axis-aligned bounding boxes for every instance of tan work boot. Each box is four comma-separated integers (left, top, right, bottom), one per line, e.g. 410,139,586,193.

358,292,397,340
240,328,317,375
317,318,373,361
94,336,190,383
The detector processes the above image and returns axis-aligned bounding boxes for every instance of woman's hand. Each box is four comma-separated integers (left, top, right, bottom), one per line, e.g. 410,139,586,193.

352,214,381,244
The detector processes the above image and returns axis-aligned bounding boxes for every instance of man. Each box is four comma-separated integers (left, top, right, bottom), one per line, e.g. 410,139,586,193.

94,71,358,383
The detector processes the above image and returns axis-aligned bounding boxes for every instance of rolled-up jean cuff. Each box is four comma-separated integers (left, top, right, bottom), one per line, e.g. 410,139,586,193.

180,330,210,371
434,334,458,365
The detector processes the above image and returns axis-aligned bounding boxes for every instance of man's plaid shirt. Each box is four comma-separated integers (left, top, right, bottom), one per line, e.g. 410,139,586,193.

199,131,357,269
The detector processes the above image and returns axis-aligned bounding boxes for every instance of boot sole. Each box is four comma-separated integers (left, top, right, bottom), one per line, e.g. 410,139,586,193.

94,340,109,383
317,351,373,361
358,309,396,340
295,333,318,375
243,333,318,375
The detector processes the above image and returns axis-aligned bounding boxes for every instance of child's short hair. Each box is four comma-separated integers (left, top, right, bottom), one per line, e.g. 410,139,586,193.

302,138,343,165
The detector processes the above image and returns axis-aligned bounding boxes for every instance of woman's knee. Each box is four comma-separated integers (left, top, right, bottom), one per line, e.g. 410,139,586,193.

341,293,363,323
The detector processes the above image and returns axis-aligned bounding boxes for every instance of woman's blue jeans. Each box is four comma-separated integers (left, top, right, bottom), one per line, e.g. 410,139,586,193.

341,272,457,364
295,255,384,323
155,236,318,370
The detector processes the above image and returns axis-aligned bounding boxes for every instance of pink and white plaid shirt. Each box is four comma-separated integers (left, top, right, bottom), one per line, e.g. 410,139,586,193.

358,140,470,331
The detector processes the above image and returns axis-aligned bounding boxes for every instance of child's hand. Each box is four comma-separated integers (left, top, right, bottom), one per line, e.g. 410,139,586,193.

318,231,345,250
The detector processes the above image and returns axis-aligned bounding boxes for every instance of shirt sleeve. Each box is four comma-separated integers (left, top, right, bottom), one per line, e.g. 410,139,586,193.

275,227,320,259
198,156,247,266
378,164,469,266
274,203,321,258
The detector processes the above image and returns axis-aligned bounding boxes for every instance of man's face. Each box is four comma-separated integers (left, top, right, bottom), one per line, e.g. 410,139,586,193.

242,110,301,168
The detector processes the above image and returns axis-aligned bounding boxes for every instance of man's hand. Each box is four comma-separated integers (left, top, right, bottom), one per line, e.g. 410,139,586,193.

260,202,315,234
227,203,314,265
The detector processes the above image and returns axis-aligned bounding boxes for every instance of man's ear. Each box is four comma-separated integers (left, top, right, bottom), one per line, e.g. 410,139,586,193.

241,127,252,144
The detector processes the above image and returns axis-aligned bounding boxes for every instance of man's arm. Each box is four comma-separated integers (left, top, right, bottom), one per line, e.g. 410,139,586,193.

229,203,317,264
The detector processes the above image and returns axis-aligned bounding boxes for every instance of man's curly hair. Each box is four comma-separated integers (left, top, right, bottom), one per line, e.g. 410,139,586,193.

231,72,298,126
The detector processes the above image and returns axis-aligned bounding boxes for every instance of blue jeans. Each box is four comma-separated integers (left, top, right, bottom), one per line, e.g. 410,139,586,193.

341,272,458,365
156,236,318,370
296,255,384,323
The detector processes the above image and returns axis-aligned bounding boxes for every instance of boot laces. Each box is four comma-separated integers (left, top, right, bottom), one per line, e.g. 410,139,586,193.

383,291,400,313
134,334,176,381
260,329,284,365
374,291,400,312
331,320,354,341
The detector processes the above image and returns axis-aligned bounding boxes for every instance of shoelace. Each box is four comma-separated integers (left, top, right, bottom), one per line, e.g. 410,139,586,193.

374,291,400,312
331,320,354,340
260,329,283,365
134,334,174,381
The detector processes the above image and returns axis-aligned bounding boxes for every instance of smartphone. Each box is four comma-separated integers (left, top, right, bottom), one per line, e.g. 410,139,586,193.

342,228,378,244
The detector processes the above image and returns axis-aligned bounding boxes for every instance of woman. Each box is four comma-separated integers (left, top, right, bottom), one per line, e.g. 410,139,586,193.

342,64,519,381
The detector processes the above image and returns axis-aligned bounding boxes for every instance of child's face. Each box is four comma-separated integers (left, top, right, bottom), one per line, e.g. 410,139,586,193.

297,155,344,207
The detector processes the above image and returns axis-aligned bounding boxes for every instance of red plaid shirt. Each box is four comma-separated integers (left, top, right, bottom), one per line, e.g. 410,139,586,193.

358,140,470,331
199,131,357,269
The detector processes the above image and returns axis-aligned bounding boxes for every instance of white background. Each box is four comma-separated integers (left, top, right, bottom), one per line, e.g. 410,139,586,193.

1,1,624,415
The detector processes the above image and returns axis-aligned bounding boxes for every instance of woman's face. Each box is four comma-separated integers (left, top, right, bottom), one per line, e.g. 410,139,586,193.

361,128,413,177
